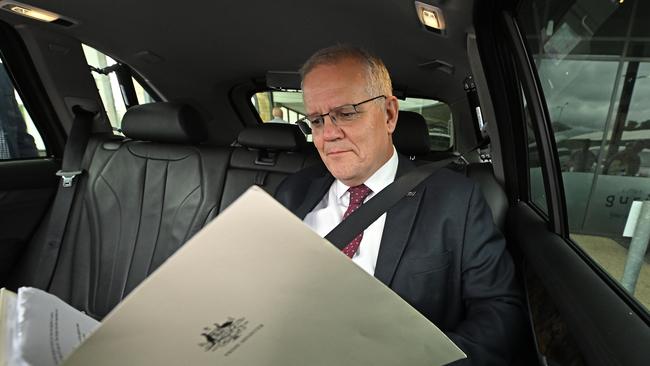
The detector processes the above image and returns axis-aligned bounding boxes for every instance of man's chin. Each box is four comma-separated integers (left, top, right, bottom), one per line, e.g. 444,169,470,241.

326,167,362,186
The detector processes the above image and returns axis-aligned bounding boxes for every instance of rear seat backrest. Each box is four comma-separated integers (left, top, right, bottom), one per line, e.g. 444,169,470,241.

12,107,506,318
219,123,319,211
17,103,231,318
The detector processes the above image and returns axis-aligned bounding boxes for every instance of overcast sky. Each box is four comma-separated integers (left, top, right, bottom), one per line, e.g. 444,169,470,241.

537,59,650,131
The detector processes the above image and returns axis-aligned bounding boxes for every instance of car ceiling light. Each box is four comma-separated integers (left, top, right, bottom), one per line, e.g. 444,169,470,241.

0,1,60,22
415,1,446,32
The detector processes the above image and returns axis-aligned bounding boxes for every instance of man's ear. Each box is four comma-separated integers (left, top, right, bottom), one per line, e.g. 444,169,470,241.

385,96,399,134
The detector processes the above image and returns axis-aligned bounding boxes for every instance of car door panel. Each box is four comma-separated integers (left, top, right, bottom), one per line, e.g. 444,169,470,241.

509,203,650,366
476,1,650,365
0,159,58,284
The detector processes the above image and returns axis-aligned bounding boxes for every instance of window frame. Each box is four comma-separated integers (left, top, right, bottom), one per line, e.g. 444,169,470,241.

503,12,569,236
0,21,64,159
249,89,306,124
82,44,161,131
472,4,650,364
509,1,650,323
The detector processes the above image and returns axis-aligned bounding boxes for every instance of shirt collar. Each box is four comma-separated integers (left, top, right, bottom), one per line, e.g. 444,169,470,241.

334,146,399,200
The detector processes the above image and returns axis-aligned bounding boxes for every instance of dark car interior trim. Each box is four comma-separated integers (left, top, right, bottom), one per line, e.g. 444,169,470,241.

510,203,650,366
503,12,569,236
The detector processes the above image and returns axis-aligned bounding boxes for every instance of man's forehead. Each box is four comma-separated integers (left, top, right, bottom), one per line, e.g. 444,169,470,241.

302,87,367,115
302,60,368,112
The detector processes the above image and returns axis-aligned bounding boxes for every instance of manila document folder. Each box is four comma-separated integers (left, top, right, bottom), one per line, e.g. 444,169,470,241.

64,186,466,366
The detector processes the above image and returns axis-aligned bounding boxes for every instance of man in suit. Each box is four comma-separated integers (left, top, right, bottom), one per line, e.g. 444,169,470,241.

275,45,524,365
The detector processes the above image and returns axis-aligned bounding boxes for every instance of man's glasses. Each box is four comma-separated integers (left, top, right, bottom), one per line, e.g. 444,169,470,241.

297,95,386,135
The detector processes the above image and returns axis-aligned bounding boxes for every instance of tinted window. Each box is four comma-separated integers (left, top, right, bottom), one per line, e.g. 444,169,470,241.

0,59,46,160
252,90,453,151
518,0,650,309
523,90,549,215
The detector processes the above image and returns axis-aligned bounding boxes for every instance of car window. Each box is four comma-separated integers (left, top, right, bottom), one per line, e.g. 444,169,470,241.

523,90,549,216
0,58,46,160
252,91,306,124
252,90,453,150
518,0,650,310
82,45,154,132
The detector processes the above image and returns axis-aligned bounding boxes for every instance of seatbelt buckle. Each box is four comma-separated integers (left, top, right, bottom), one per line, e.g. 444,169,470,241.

56,170,83,188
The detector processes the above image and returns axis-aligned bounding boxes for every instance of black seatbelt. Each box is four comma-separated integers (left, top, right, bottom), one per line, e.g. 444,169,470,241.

324,140,489,250
324,157,455,249
35,106,95,289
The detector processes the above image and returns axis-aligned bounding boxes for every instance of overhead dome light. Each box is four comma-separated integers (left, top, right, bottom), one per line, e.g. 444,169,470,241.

415,1,446,33
0,1,61,23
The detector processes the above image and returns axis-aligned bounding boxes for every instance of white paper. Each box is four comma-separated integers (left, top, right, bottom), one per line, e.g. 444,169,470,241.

623,201,643,237
1,288,18,366
64,187,466,366
13,287,100,366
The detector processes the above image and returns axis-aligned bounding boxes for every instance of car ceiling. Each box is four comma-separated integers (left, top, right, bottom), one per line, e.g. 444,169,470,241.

0,0,476,141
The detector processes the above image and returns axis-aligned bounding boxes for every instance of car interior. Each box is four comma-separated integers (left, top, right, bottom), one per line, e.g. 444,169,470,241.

0,0,648,365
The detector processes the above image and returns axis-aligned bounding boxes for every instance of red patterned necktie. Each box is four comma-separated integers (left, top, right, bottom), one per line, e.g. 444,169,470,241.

341,184,373,258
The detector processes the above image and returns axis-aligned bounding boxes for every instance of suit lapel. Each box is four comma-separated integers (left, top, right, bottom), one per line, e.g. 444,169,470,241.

294,174,334,219
374,156,425,286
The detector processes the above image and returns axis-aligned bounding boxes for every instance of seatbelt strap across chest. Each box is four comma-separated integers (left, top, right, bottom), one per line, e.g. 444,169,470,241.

324,137,489,250
35,106,95,290
324,156,456,250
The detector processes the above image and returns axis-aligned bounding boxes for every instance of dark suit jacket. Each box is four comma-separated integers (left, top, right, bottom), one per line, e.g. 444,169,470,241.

275,154,525,365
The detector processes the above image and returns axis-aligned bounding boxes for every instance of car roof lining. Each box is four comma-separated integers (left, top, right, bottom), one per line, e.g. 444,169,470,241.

0,0,478,147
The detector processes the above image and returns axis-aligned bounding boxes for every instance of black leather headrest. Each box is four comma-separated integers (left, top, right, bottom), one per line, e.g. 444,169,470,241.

393,111,431,156
121,103,207,144
237,123,306,151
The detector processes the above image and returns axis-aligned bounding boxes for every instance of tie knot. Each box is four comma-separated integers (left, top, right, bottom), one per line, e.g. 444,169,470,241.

348,184,372,206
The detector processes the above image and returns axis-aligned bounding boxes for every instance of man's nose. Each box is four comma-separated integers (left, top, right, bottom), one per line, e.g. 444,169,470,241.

322,115,343,140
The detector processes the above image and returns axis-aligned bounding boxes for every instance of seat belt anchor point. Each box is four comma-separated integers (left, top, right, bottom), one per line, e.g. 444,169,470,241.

56,170,83,188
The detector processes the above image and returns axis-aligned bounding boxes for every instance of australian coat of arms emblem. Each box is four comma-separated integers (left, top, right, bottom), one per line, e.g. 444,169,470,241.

199,317,249,352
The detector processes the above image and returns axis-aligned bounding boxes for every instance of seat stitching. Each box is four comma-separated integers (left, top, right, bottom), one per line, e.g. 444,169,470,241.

183,148,205,241
88,142,124,314
145,159,169,276
170,184,201,245
97,174,123,311
122,157,149,299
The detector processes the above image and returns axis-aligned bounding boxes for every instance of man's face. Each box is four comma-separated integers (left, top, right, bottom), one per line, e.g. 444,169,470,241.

302,58,398,187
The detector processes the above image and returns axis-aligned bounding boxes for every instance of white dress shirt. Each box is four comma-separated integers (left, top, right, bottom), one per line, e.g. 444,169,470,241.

303,147,399,275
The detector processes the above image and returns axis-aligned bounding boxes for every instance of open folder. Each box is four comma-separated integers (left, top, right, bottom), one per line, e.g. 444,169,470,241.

63,186,466,366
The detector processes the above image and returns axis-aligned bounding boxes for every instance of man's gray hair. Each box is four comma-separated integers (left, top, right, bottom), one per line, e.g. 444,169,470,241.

299,44,393,97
